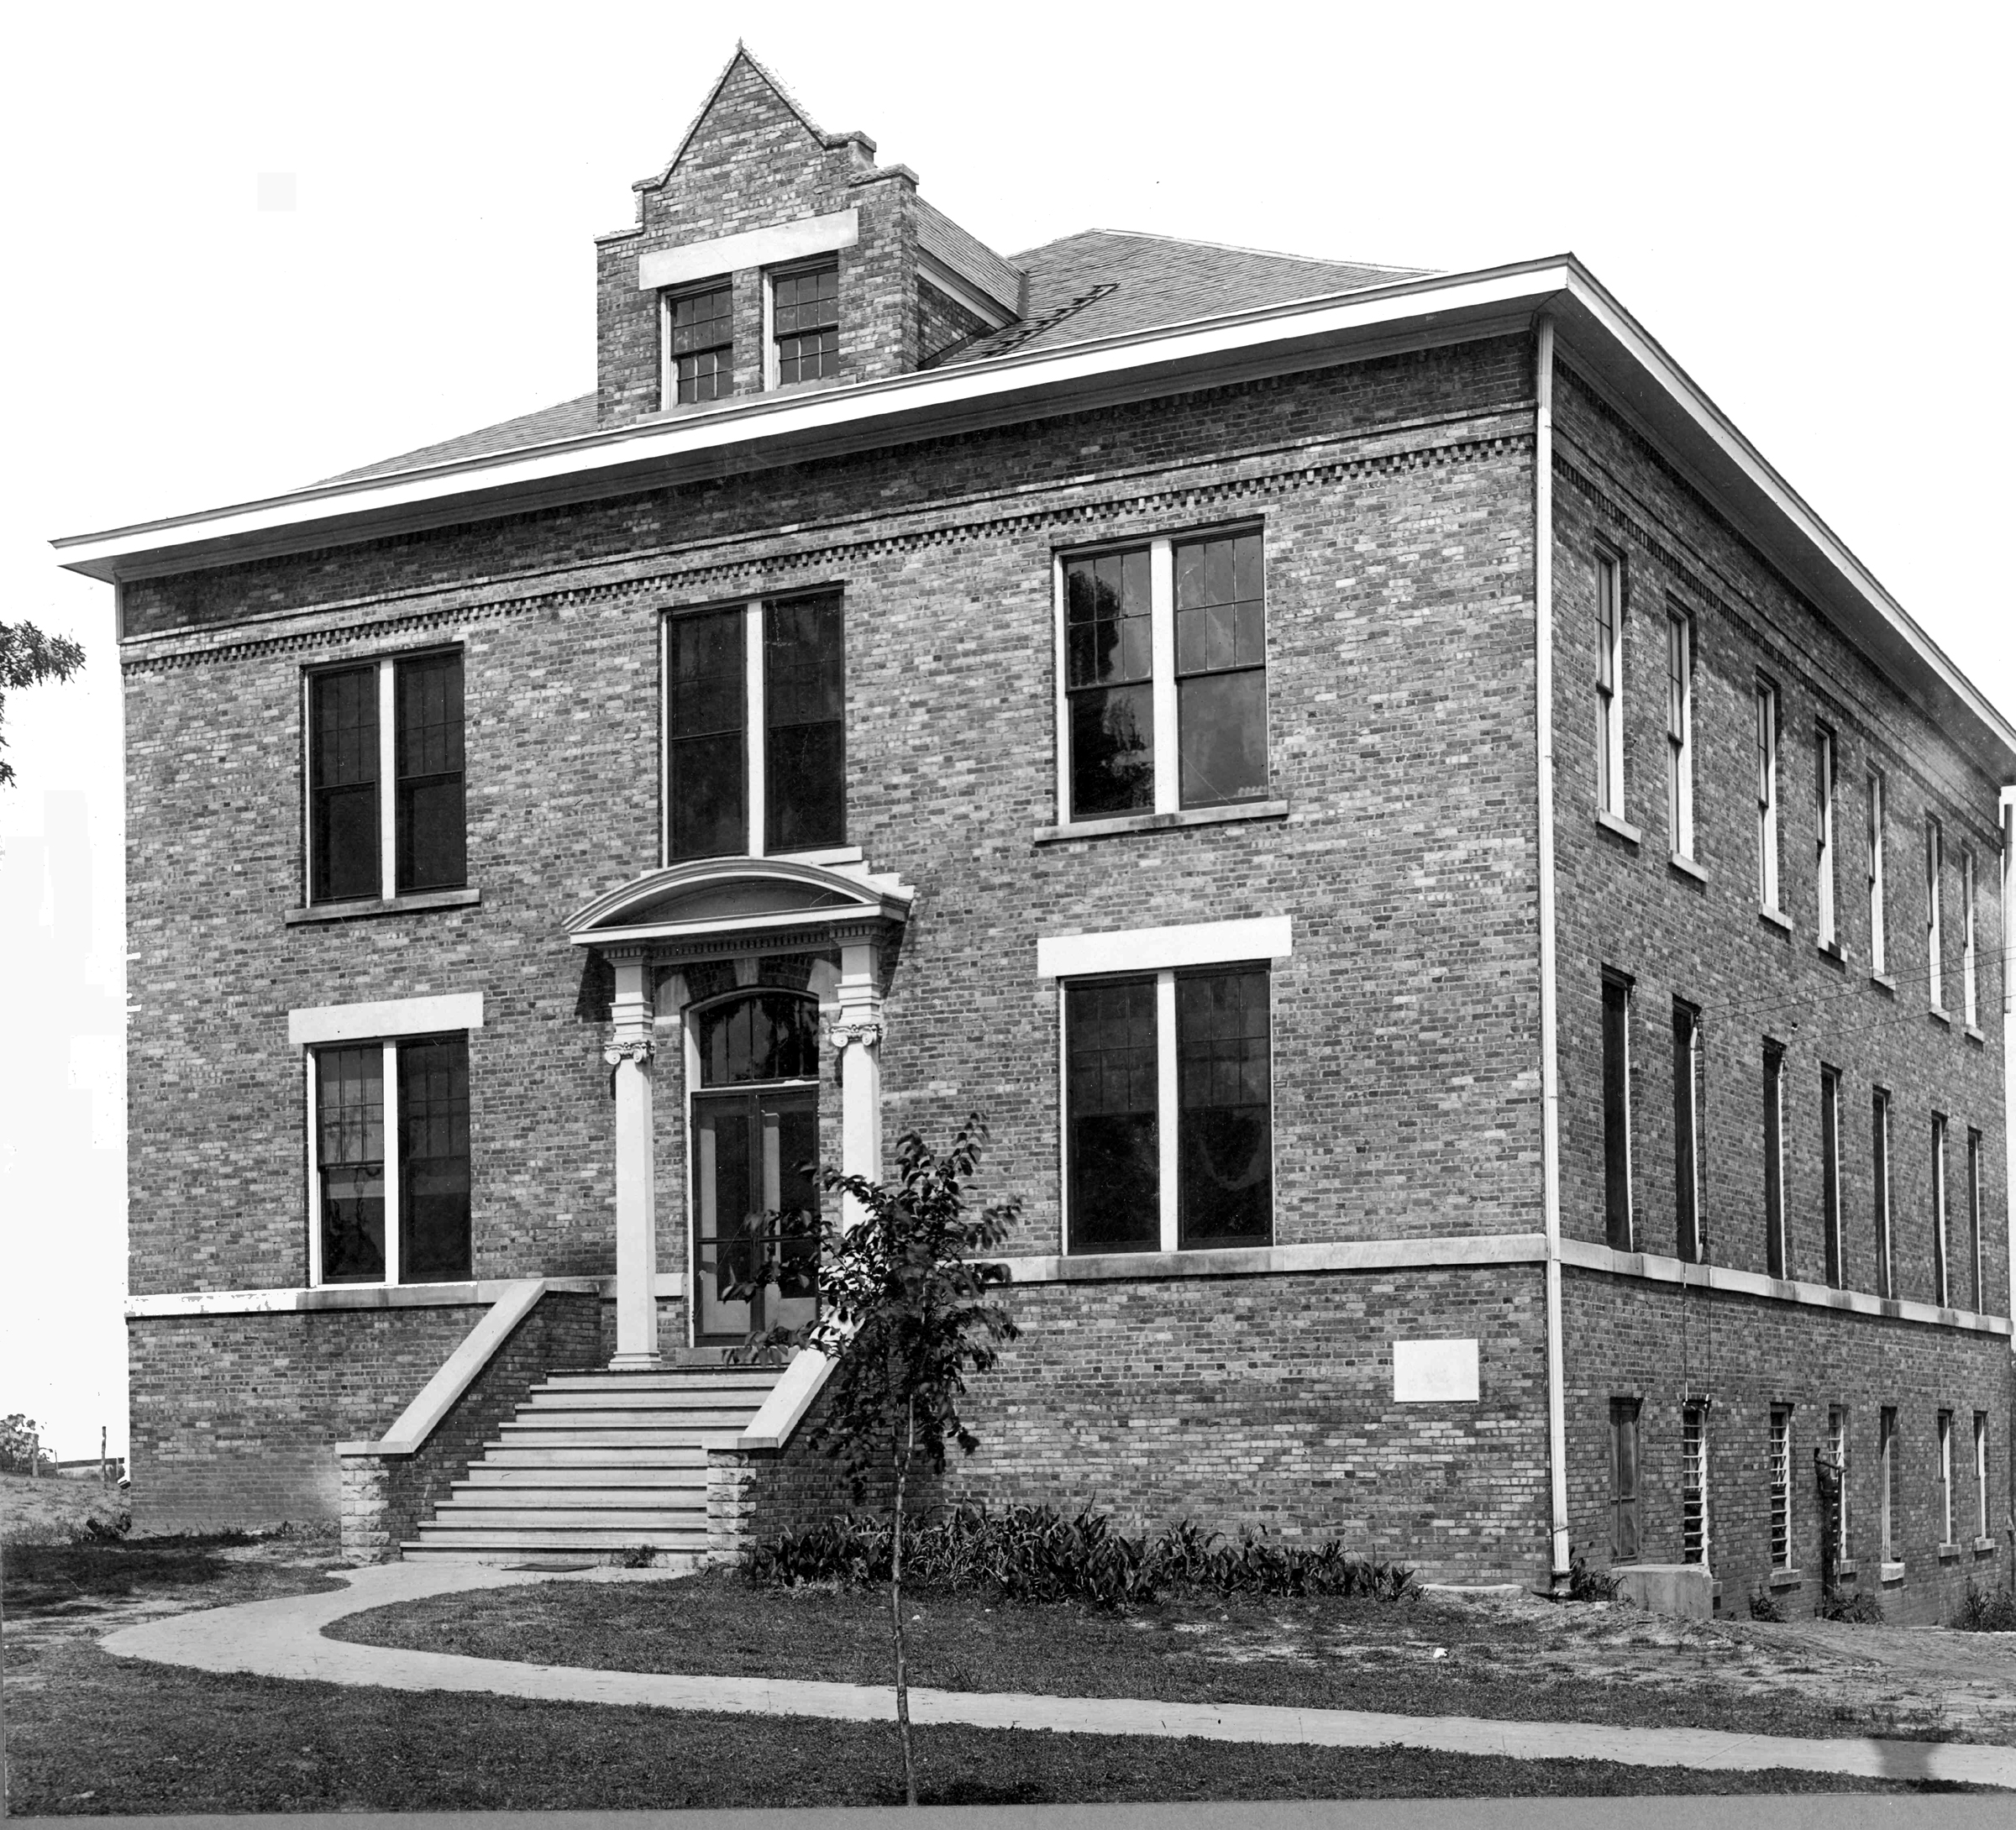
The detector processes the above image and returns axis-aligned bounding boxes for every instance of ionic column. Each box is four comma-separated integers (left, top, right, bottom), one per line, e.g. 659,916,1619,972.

829,940,884,1229
604,951,660,1368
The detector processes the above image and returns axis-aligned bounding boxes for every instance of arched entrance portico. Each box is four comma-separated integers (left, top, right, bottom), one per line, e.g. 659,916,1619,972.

565,857,913,1366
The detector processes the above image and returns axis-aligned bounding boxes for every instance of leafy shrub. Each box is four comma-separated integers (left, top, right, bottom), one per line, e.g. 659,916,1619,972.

1814,1585,1883,1623
1953,1581,2016,1632
613,1544,656,1570
1748,1581,1788,1623
1552,1548,1618,1603
746,1504,1416,1611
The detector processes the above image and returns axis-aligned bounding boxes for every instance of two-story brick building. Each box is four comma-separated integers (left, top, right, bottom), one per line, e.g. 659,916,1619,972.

58,47,2011,1618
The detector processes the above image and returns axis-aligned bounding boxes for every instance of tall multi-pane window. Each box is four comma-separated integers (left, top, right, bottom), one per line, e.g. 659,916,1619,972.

667,280,732,403
1932,1114,1950,1307
1063,964,1272,1255
664,594,844,863
1673,1000,1703,1261
311,1034,472,1286
1821,1065,1843,1287
1756,680,1780,910
1769,1405,1794,1570
1926,815,1945,1009
1977,1413,1992,1543
771,260,839,384
1681,1401,1709,1565
1828,1405,1851,1562
1879,1407,1899,1564
1872,1088,1893,1298
1602,973,1633,1250
1763,1040,1786,1277
1938,1410,1955,1548
308,652,466,905
1961,848,1978,1026
1594,553,1624,817
1061,531,1268,825
1609,1397,1642,1561
1814,726,1837,948
1666,608,1693,854
1967,1128,1984,1313
1867,771,1887,975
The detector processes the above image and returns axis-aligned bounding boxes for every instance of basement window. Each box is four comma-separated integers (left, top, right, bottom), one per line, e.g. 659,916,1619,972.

1769,1405,1794,1570
1609,1397,1641,1562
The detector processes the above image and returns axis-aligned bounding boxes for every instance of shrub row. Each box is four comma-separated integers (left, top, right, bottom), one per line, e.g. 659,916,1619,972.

745,1505,1418,1610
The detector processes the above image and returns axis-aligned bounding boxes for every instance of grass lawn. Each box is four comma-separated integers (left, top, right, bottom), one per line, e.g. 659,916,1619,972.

328,1567,2001,1746
0,1471,126,1548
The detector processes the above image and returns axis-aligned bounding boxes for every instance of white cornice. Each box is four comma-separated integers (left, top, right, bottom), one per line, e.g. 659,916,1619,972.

52,254,2016,773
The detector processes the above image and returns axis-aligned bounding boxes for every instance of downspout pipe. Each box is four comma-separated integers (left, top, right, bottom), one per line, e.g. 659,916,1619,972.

1535,312,1572,1594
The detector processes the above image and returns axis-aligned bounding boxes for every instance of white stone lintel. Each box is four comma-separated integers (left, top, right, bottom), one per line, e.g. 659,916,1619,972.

638,209,858,291
1037,915,1293,980
288,992,484,1047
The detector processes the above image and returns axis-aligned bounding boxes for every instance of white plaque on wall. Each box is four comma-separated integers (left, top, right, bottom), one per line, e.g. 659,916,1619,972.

1393,1338,1480,1403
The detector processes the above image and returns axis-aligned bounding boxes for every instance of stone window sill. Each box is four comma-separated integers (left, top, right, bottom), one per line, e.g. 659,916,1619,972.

286,887,480,925
1035,800,1289,844
1759,905,1793,935
1870,972,1896,996
1667,852,1708,884
1965,1024,1986,1045
1939,1543,1962,1562
1881,1560,1905,1584
1929,1005,1952,1027
1767,1566,1803,1590
1835,1560,1857,1580
1818,938,1845,966
1596,810,1642,847
1974,1537,1998,1555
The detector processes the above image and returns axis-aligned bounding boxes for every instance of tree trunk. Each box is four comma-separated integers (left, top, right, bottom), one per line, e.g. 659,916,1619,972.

890,1419,916,1806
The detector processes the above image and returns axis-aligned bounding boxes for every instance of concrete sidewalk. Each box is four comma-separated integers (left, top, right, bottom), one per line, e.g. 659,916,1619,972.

98,1561,2016,1791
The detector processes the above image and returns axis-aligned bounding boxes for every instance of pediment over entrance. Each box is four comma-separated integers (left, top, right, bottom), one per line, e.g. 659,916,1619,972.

565,856,913,958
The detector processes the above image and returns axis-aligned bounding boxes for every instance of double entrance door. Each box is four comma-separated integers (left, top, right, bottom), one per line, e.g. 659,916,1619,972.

690,1088,819,1346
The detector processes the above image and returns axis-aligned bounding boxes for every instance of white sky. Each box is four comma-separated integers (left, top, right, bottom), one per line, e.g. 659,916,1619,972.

2,1,2011,1462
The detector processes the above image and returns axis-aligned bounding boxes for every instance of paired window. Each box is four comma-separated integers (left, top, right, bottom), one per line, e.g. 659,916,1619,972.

1681,1401,1709,1565
667,280,733,403
1755,679,1780,910
1763,1040,1786,1277
1937,1409,1956,1548
664,594,844,862
1821,1065,1843,1287
307,652,466,904
1814,725,1837,948
1666,608,1693,855
310,1034,471,1286
1601,973,1633,1250
1872,1088,1893,1298
1672,1000,1703,1261
1594,553,1625,818
1609,1397,1641,1562
1061,530,1268,822
1063,964,1272,1254
772,259,839,385
1925,816,1945,1009
1932,1114,1950,1307
1768,1404,1793,1569
1828,1405,1851,1563
1866,771,1887,975
1879,1406,1899,1563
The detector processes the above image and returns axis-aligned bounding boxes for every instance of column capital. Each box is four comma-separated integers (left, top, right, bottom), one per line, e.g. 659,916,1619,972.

828,1017,884,1051
603,1036,657,1069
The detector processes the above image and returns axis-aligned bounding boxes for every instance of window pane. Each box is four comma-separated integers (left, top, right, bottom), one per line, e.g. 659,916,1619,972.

699,993,820,1088
1070,683,1153,817
1764,1044,1785,1277
669,609,746,860
1602,978,1630,1250
1064,551,1152,689
1067,979,1159,1251
670,283,732,353
1178,671,1268,807
399,1038,471,1282
395,653,465,894
317,1046,385,1282
764,595,844,852
1177,967,1271,1249
310,668,380,902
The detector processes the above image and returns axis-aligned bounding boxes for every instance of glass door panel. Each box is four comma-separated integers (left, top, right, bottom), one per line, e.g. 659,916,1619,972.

694,1096,753,1342
692,1088,819,1345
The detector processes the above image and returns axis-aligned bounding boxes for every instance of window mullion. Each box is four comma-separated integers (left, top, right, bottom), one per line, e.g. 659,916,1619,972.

376,660,397,898
382,1040,402,1287
1052,558,1071,826
304,1051,323,1287
1156,968,1179,1253
745,602,765,857
1149,539,1178,817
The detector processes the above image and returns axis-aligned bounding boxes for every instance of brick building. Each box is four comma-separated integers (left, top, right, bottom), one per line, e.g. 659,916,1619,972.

59,48,2013,1618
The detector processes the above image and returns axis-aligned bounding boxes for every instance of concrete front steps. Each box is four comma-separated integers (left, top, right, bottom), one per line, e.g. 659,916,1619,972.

402,1365,780,1564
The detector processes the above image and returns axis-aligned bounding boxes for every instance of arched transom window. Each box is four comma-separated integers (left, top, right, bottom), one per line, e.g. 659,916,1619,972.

696,991,820,1088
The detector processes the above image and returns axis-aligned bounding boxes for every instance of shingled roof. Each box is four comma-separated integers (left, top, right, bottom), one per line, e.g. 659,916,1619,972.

312,228,1428,487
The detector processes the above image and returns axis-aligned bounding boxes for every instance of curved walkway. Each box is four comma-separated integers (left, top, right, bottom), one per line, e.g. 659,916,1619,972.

99,1560,2016,1791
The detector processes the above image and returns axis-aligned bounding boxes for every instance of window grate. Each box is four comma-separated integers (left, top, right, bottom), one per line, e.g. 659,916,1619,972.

1682,1403,1708,1565
1769,1407,1793,1569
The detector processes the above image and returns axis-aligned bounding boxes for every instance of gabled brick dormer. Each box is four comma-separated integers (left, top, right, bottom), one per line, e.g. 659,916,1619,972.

595,45,1022,428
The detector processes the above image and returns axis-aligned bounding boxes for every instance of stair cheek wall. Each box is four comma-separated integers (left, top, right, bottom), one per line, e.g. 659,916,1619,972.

336,1292,602,1562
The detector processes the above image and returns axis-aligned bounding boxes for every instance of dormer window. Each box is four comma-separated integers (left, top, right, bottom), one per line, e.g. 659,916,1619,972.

668,280,732,404
770,259,839,385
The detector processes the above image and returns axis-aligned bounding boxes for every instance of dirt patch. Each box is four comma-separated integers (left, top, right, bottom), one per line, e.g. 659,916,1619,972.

0,1470,128,1547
